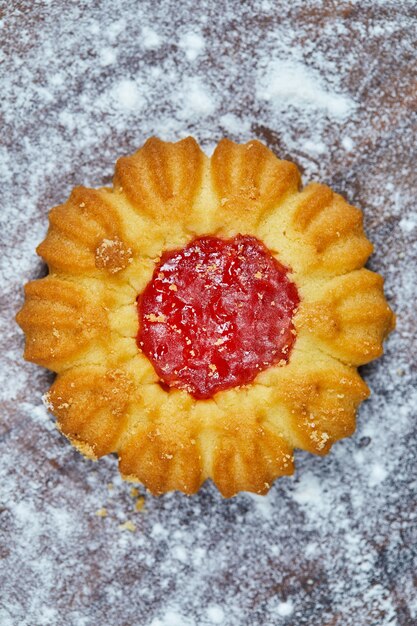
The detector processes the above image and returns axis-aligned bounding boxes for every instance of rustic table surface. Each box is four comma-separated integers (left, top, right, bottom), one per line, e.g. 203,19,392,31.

1,1,416,625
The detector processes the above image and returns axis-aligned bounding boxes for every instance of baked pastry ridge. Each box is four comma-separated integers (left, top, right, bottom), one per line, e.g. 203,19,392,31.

16,137,395,497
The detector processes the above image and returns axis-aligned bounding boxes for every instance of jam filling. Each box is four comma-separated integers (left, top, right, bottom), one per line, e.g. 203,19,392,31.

137,235,299,400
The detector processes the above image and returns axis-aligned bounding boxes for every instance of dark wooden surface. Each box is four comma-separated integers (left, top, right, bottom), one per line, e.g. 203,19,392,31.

1,1,416,625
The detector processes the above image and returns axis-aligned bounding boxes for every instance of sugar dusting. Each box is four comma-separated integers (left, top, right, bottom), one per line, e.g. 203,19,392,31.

1,1,416,625
257,59,355,117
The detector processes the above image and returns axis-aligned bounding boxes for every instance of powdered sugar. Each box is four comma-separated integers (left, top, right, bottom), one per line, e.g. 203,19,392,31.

275,600,294,617
179,32,206,61
141,26,163,50
1,0,416,625
112,79,144,110
257,59,355,117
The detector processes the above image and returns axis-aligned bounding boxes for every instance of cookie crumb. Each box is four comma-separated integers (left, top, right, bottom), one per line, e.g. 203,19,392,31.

135,497,145,512
95,237,133,274
118,520,136,532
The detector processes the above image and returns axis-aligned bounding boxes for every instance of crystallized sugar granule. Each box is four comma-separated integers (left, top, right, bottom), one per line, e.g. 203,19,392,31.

1,1,416,625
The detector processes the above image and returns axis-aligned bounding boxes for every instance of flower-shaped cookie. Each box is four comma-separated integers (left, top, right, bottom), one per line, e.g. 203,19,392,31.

17,138,395,496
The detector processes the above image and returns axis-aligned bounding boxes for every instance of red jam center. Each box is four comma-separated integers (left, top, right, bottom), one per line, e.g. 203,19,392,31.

137,235,299,399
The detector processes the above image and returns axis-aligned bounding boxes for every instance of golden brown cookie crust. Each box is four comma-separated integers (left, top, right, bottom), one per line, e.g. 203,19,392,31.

16,137,395,497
